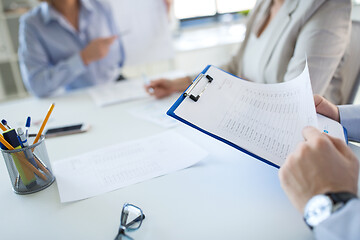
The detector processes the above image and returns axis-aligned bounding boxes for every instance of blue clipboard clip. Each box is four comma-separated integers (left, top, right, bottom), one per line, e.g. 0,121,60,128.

183,74,214,102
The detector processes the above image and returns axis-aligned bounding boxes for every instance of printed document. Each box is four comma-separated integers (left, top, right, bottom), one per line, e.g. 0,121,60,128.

173,64,345,167
52,131,207,202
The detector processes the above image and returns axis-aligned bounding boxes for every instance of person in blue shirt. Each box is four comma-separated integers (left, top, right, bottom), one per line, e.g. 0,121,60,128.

18,0,125,98
280,95,360,239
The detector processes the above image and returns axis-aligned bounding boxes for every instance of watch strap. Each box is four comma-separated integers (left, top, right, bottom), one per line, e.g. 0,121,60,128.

326,192,358,206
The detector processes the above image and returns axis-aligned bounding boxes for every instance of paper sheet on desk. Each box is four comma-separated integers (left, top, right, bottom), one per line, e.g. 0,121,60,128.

88,78,149,107
52,131,207,203
127,71,187,128
129,96,180,128
88,71,187,107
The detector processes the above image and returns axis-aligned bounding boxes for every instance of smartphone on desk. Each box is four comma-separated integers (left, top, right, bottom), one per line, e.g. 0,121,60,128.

45,123,90,138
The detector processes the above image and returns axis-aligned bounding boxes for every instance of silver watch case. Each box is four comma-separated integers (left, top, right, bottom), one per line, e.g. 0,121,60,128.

304,194,337,228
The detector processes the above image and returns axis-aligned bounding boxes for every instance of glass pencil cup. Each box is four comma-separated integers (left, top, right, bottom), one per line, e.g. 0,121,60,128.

1,135,55,194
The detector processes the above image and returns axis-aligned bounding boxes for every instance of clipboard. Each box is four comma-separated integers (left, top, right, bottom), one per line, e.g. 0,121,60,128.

167,65,348,169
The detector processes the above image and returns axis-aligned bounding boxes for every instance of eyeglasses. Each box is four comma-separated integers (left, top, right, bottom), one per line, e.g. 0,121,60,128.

114,203,145,240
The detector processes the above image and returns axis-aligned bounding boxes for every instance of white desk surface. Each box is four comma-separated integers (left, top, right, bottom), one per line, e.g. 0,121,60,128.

1,90,359,240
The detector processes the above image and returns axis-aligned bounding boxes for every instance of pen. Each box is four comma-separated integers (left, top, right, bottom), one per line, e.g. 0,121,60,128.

33,103,55,145
143,74,154,94
17,128,38,168
25,116,31,138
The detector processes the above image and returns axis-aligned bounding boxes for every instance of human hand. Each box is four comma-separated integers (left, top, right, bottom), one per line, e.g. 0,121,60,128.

144,76,191,99
145,78,174,99
81,36,117,65
314,95,340,122
279,126,359,213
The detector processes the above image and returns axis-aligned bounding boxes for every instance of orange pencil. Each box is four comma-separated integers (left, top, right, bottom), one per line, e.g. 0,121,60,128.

0,134,14,150
0,135,47,180
0,123,7,131
33,103,55,145
33,155,50,175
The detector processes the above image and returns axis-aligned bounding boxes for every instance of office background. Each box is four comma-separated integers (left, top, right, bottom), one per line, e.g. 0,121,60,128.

0,1,360,239
0,0,360,103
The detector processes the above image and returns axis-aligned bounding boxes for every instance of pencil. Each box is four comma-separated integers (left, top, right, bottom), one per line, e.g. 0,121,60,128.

0,134,14,150
0,135,47,181
0,123,7,131
33,103,55,145
16,152,47,181
33,155,50,175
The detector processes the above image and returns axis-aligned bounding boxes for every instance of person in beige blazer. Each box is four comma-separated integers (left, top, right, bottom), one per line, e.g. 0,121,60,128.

145,0,351,104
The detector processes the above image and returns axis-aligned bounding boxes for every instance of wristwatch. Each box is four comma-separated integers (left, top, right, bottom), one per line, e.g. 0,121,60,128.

303,192,358,229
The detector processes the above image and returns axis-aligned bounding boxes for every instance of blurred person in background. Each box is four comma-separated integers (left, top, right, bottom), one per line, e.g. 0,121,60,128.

18,0,125,98
146,0,351,104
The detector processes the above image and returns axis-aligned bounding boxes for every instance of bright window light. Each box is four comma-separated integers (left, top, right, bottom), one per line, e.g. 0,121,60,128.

174,0,217,19
217,0,256,13
174,0,256,20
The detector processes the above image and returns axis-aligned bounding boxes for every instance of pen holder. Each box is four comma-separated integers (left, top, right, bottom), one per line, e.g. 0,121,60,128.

1,135,55,194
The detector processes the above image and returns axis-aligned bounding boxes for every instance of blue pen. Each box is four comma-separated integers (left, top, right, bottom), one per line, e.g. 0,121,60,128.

17,128,38,168
25,117,31,138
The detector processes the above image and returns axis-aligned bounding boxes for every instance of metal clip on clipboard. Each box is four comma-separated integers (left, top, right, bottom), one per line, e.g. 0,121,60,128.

183,74,213,102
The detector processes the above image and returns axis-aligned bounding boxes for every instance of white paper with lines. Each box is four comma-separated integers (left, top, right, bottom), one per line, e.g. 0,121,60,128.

53,131,207,202
173,64,344,167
